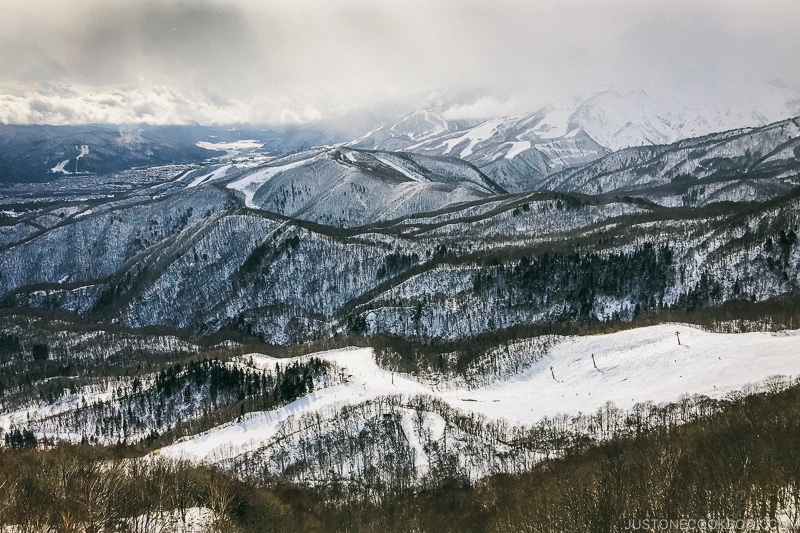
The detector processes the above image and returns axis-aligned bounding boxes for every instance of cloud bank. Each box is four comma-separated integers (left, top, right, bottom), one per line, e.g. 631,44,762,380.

1,0,799,125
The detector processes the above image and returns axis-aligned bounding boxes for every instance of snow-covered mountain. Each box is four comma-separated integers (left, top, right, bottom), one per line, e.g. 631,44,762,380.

350,107,609,192
349,81,800,192
348,109,476,152
564,81,800,151
2,97,800,506
542,116,800,205
1,116,799,345
222,147,506,227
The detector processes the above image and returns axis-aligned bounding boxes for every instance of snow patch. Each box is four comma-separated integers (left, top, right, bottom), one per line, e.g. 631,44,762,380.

186,165,232,188
159,325,800,463
50,159,72,174
196,139,263,152
504,141,531,160
226,155,319,209
374,154,428,182
441,119,504,158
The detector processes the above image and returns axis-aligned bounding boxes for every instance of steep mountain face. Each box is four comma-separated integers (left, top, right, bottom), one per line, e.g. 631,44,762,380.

0,114,799,347
566,90,679,149
542,117,800,206
349,83,800,192
406,112,610,193
350,109,609,192
0,125,222,185
348,109,478,152
223,147,506,226
560,88,795,151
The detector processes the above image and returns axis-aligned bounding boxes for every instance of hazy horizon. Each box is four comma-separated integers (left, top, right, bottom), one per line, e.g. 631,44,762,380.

2,0,799,126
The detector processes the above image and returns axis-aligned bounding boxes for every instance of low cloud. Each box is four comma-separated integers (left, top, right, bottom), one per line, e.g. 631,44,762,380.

0,82,332,125
0,0,798,125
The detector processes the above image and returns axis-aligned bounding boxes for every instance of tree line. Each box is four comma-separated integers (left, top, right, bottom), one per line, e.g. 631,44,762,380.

5,379,800,531
11,357,332,448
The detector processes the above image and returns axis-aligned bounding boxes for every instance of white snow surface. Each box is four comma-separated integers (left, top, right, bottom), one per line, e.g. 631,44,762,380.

374,154,427,182
186,164,232,188
442,325,800,422
161,347,429,462
226,155,319,208
196,139,263,152
504,141,531,160
160,325,800,463
439,118,506,158
50,159,72,174
127,507,217,533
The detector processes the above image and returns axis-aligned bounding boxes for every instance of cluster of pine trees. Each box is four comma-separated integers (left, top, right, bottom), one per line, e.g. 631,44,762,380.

0,314,200,409
376,251,420,279
472,243,674,321
23,357,331,446
3,427,36,449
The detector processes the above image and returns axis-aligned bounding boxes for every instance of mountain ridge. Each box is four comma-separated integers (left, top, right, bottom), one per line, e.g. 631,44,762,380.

349,83,800,192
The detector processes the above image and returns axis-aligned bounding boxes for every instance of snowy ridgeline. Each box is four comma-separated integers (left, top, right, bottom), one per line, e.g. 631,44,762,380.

542,118,800,198
2,143,800,346
224,148,504,224
351,91,800,193
157,325,800,498
0,324,197,365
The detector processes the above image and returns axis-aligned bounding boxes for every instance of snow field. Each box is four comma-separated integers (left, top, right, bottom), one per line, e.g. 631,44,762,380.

186,164,232,188
226,154,321,208
160,325,800,463
196,139,263,152
442,324,800,423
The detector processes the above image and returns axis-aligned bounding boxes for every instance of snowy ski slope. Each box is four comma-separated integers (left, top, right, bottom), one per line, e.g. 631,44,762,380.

160,324,800,463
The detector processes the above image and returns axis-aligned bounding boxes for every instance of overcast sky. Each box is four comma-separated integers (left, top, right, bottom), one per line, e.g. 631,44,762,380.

1,0,799,125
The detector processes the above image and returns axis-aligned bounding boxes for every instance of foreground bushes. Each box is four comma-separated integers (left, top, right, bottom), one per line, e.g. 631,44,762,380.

0,447,301,532
3,382,800,531
316,383,800,532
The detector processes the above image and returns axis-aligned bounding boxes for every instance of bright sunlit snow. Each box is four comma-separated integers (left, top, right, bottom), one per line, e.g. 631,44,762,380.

504,141,531,160
439,119,506,158
374,155,428,182
160,324,800,463
186,164,232,188
196,140,264,153
50,159,72,174
226,155,320,208
441,325,800,423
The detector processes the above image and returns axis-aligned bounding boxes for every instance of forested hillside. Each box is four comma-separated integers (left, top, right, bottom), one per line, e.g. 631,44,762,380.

1,108,799,531
3,379,800,531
